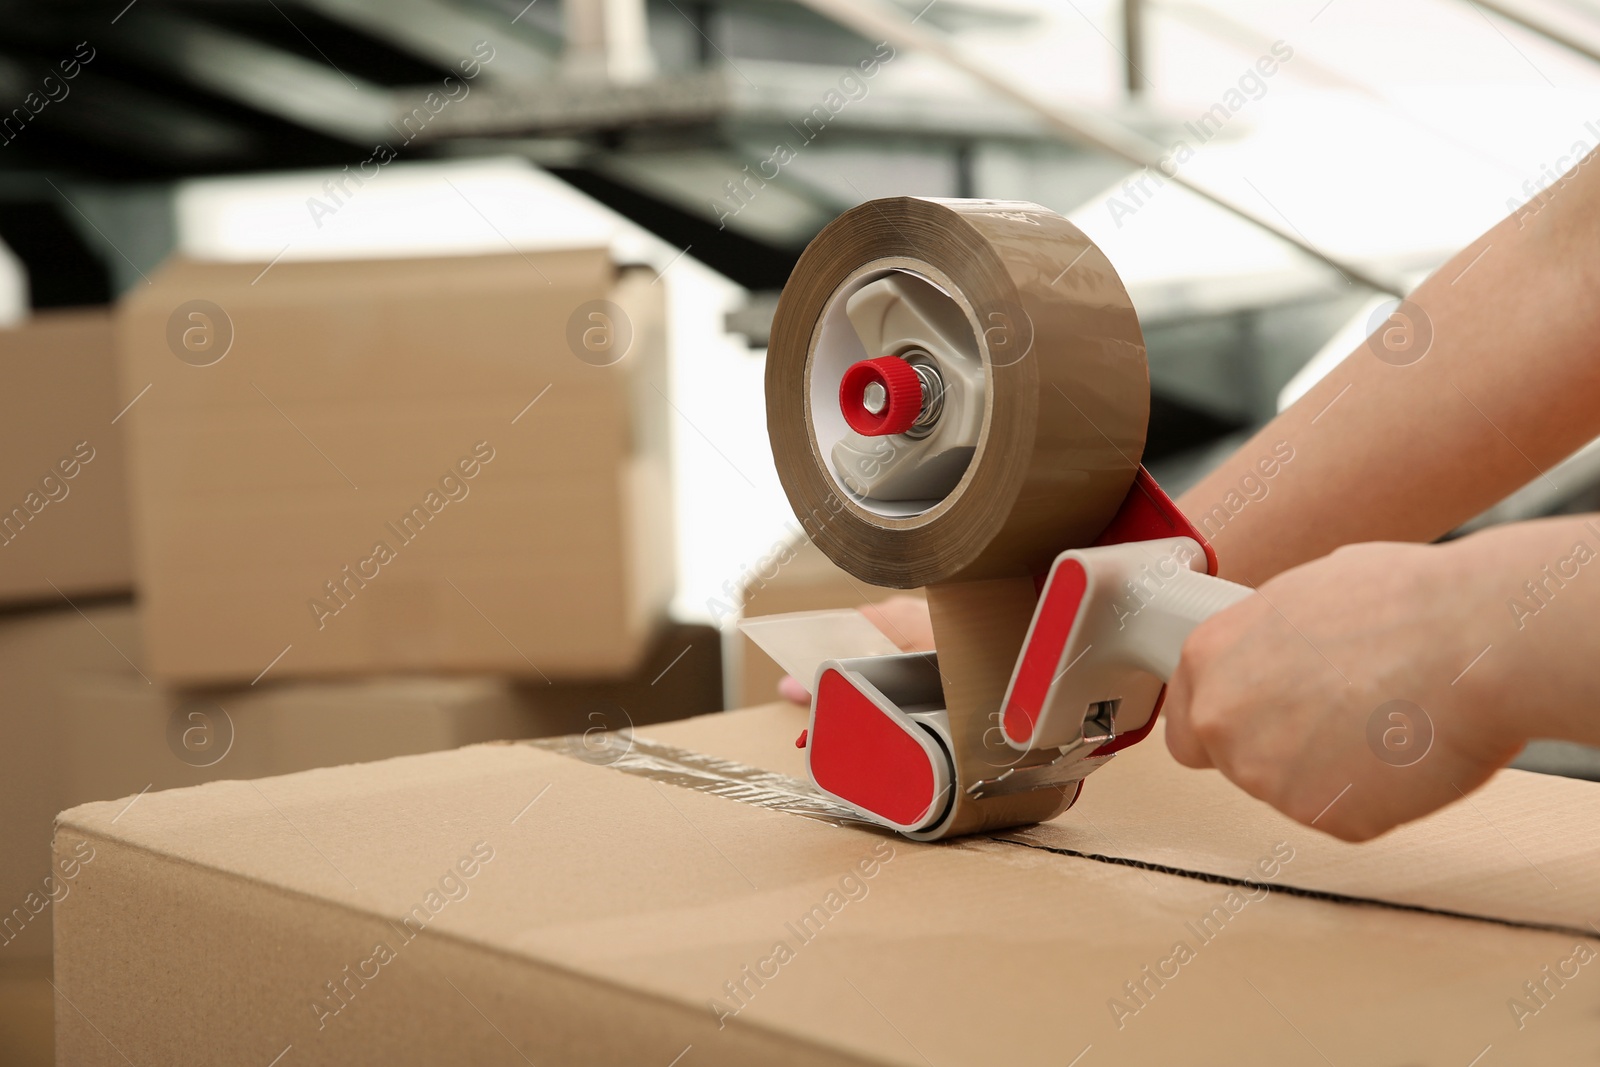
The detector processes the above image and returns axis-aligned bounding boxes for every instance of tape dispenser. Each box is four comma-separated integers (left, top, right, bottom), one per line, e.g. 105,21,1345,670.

747,197,1254,840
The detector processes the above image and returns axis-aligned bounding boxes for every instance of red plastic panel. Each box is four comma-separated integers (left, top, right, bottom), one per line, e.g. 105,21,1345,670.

1086,465,1211,755
1093,466,1218,576
1002,558,1087,745
810,669,939,826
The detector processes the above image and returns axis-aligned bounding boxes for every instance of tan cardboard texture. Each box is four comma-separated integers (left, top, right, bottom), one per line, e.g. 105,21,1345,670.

55,705,1600,1065
0,958,50,1066
1027,729,1600,934
115,252,673,683
0,606,139,962
0,603,714,963
672,705,1600,932
0,604,533,961
0,309,133,603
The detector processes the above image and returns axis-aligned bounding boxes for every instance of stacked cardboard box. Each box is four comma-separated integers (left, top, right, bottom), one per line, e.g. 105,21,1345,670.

0,600,719,1064
0,310,137,1065
115,251,673,684
0,309,133,603
2,225,726,1063
0,603,721,957
0,604,511,964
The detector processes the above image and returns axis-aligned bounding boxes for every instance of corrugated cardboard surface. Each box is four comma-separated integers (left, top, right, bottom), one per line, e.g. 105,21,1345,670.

0,601,720,964
55,705,1600,1065
737,536,901,707
0,604,130,963
1028,730,1600,934
0,309,133,603
0,604,530,964
115,252,673,683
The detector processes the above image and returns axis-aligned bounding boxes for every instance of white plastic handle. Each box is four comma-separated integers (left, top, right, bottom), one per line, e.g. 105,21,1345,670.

1105,558,1256,680
1002,537,1255,752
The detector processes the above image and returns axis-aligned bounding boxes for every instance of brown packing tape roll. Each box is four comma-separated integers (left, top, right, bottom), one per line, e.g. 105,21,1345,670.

767,196,1148,589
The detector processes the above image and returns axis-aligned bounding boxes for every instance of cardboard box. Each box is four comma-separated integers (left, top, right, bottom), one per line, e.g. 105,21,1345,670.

115,252,673,684
0,309,133,604
0,604,123,963
0,958,50,1067
506,617,723,733
0,603,719,964
736,534,901,707
54,704,1600,1064
0,604,525,963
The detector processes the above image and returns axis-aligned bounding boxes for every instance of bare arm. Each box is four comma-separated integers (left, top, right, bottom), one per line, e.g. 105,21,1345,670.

1179,151,1600,587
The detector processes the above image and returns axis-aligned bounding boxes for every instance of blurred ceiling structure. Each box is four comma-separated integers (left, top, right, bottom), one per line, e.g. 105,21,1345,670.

5,0,1600,475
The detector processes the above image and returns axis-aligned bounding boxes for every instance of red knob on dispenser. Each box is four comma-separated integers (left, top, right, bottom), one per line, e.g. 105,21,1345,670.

839,356,922,436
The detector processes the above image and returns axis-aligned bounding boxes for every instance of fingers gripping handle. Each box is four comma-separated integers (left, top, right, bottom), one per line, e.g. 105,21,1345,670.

1001,537,1254,751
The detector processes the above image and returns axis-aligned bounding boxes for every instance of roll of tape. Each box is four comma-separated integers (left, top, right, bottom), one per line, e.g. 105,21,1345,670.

767,197,1148,589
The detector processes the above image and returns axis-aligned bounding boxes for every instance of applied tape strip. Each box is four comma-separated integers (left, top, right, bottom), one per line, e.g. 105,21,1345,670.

528,731,877,828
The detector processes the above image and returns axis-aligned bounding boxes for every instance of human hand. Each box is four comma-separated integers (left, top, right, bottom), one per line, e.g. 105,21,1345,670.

777,594,934,704
1162,540,1522,842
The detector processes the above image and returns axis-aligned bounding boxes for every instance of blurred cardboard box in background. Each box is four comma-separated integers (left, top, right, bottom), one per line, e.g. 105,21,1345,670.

0,602,720,965
115,250,672,685
0,309,133,604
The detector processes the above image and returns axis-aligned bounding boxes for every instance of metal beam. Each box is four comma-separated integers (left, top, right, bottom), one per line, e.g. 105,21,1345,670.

788,0,1405,296
1471,0,1600,67
1123,0,1145,98
113,9,394,143
563,0,656,83
300,0,559,83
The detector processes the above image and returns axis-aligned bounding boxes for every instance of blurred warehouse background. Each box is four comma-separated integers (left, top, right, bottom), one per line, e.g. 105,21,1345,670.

6,0,1600,1059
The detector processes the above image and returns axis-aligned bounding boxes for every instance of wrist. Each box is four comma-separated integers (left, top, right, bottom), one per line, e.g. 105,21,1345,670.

1433,520,1599,752
1401,536,1527,761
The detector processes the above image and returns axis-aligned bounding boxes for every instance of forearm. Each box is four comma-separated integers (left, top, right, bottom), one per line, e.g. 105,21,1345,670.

1179,153,1600,586
1451,513,1600,750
